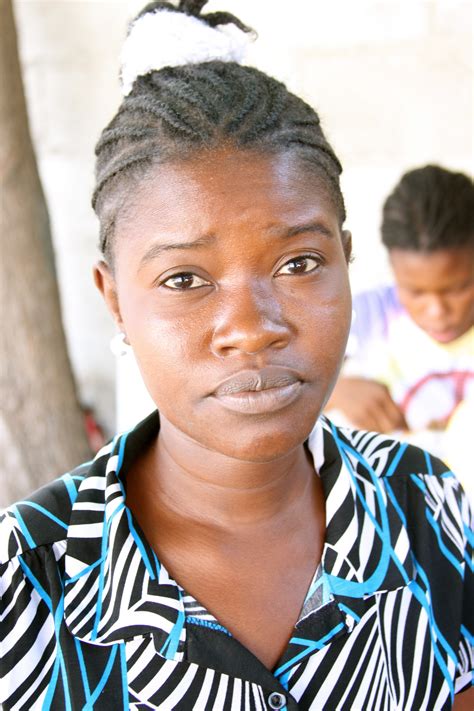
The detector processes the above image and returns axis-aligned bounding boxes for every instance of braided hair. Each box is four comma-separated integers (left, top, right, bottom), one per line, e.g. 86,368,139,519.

382,164,474,252
93,0,346,262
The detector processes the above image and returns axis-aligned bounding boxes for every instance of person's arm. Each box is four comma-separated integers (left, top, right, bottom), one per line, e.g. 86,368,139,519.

327,376,407,433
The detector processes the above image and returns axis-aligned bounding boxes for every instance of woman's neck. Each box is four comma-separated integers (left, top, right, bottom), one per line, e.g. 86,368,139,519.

127,415,318,530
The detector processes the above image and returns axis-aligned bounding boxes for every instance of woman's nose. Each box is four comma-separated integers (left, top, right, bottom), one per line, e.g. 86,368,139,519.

422,294,450,320
211,282,291,357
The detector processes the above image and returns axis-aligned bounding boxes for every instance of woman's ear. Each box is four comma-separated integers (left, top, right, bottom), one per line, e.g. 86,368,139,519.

93,261,124,331
341,229,353,264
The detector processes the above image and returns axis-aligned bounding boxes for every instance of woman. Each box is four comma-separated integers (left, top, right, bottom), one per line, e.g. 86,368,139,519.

327,165,474,441
1,2,472,709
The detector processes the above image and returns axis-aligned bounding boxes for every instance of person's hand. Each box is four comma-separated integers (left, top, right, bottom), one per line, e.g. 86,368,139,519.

327,377,408,433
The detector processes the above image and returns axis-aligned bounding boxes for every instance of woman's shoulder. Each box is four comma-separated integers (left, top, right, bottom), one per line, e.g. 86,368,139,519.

321,417,472,568
0,461,91,566
346,284,404,356
323,416,471,507
352,284,402,326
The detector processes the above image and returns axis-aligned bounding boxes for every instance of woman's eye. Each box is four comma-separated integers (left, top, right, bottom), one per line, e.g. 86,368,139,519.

276,256,321,276
162,273,210,290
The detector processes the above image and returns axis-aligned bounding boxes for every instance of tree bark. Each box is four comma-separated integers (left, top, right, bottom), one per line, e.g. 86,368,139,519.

0,0,91,507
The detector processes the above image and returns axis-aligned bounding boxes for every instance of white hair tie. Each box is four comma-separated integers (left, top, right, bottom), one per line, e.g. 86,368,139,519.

120,9,253,97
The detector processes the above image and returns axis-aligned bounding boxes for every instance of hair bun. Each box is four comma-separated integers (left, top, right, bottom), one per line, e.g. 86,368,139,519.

120,2,254,96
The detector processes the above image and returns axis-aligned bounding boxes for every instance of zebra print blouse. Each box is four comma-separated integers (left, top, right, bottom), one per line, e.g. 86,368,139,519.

1,414,472,710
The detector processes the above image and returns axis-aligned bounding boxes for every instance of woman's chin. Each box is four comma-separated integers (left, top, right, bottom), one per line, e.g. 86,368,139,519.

202,414,320,463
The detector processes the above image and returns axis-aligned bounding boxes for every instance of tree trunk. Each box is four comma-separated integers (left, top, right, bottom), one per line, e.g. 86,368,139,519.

0,0,91,507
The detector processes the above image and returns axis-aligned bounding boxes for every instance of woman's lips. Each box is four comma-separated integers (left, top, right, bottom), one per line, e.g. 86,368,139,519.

425,327,460,343
212,367,303,414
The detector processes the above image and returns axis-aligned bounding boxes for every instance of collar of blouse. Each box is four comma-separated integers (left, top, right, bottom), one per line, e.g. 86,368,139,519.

62,412,415,671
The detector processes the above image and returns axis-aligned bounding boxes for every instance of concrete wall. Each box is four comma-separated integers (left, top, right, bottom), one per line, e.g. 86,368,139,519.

13,0,473,434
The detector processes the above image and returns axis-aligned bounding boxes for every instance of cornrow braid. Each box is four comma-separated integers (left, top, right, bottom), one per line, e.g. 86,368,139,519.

382,164,474,252
93,10,345,261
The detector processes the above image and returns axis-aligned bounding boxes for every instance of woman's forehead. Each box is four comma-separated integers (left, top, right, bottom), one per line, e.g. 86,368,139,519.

115,147,338,235
390,246,474,285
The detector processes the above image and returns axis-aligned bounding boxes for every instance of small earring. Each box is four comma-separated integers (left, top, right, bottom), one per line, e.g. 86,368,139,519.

110,331,130,357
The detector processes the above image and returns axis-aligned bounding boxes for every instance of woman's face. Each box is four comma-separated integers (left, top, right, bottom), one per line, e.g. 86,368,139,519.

389,246,474,343
95,148,352,461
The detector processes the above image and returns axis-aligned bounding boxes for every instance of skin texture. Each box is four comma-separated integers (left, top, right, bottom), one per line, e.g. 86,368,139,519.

452,687,474,711
94,147,352,669
328,245,474,433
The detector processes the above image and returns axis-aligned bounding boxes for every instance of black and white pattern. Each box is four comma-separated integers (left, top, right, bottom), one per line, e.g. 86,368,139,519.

1,413,472,710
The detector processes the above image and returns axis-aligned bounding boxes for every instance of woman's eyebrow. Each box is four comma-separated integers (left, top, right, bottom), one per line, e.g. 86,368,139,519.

280,221,334,239
139,234,216,269
138,221,333,269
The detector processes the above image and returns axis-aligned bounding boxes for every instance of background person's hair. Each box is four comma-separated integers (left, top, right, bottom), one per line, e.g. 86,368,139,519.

381,164,474,252
92,0,346,262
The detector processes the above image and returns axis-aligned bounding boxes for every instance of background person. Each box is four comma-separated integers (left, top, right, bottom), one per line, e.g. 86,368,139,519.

1,5,472,710
327,165,474,494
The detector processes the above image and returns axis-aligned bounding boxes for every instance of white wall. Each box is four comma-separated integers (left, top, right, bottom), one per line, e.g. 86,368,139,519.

14,0,473,434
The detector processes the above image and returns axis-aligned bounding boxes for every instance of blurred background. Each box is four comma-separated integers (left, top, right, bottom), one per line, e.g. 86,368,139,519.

2,0,472,502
